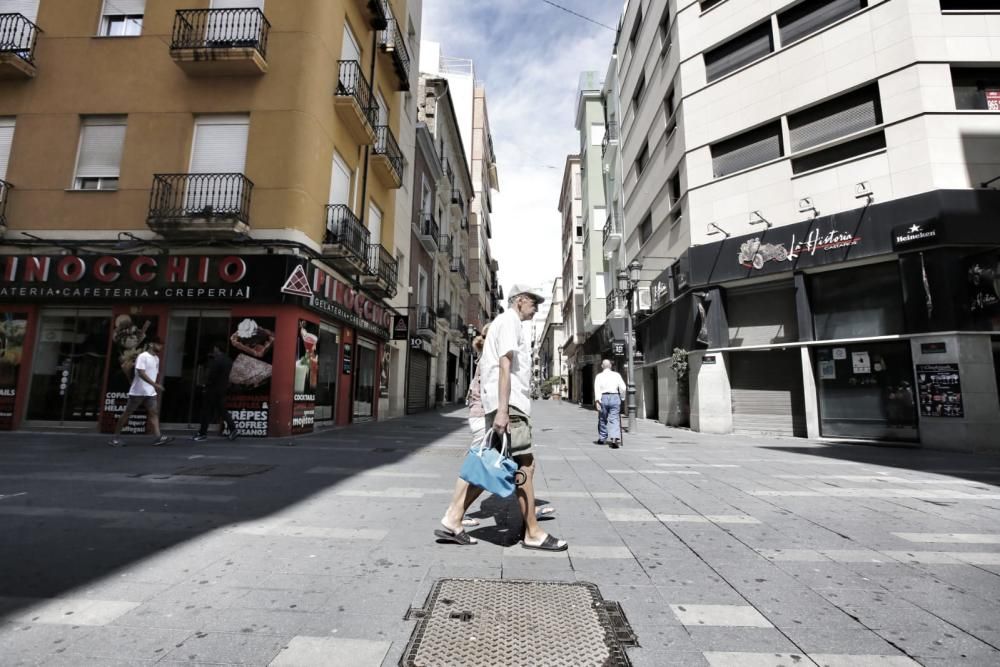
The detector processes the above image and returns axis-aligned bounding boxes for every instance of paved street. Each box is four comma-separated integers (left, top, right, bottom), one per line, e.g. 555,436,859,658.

1,401,1000,666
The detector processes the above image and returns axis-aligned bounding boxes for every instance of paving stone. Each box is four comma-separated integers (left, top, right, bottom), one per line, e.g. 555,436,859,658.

702,652,812,666
160,631,289,664
670,604,774,628
269,635,391,666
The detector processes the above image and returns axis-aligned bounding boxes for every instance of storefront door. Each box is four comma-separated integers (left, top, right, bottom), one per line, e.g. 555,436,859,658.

315,323,340,422
26,309,111,424
161,310,231,426
353,338,377,421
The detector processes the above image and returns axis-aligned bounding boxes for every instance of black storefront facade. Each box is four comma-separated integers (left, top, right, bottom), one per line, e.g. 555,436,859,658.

635,189,1000,452
0,252,399,437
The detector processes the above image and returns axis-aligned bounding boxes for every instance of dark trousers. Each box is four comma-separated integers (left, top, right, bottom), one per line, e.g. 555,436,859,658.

199,388,236,436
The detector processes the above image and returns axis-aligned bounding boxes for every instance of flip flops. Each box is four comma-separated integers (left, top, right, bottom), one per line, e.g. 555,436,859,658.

521,534,568,552
434,528,478,545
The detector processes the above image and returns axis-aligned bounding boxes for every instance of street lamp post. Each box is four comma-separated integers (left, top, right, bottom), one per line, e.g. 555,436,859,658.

617,259,643,434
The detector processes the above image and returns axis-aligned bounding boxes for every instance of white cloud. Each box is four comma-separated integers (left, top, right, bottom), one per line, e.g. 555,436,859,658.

421,0,619,300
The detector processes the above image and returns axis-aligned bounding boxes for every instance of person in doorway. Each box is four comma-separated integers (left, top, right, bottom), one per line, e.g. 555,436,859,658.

594,359,627,448
435,285,567,552
192,342,239,442
109,335,173,448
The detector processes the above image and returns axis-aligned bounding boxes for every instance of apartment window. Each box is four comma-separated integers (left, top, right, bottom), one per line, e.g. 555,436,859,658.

74,117,126,190
778,0,866,47
664,87,677,138
636,141,650,175
628,4,643,49
668,171,681,206
711,121,782,177
0,118,13,181
940,1,1000,9
789,85,882,152
638,213,653,245
396,251,405,286
658,4,671,55
632,72,646,108
575,224,583,240
99,0,144,36
952,67,1000,109
791,132,886,174
705,22,774,82
701,0,725,10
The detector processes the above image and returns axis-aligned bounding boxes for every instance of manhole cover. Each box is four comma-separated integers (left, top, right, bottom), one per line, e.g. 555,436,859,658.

172,464,275,477
402,579,636,667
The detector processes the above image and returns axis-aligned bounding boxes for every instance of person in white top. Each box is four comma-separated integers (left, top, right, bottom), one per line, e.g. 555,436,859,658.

594,359,627,448
434,284,567,552
109,335,173,448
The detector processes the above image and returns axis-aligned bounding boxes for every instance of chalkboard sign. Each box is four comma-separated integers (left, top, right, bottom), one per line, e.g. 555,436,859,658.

916,363,963,418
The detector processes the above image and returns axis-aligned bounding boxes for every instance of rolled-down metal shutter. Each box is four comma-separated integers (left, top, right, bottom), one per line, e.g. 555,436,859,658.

406,351,430,414
730,350,807,437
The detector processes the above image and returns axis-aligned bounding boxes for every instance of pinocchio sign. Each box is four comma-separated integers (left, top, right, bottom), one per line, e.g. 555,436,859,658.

282,263,395,339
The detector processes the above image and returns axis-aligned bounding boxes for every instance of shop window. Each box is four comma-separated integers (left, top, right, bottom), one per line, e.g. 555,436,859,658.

711,121,783,178
73,116,126,190
951,66,1000,110
99,0,144,36
778,0,866,48
788,84,882,153
704,21,773,82
810,262,905,339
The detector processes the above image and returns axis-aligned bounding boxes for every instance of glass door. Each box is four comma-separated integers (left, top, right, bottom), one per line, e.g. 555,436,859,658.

27,309,111,424
315,323,340,422
352,339,377,421
161,310,231,426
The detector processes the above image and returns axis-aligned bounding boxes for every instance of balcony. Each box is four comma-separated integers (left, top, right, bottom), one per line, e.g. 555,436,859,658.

601,121,619,158
378,11,410,91
451,313,465,334
603,212,623,258
416,306,436,339
0,179,11,233
414,210,439,253
438,234,452,256
323,204,370,276
147,173,253,238
436,301,451,323
372,125,403,189
606,289,626,317
450,256,467,282
450,188,465,217
361,243,398,298
364,0,389,29
335,60,377,145
169,8,270,76
0,13,40,79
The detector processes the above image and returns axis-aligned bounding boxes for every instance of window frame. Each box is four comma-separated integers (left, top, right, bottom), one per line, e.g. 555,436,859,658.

72,116,127,191
97,0,145,37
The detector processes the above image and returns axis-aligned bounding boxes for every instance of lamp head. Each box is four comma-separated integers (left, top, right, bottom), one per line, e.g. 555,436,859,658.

616,269,628,292
628,259,643,284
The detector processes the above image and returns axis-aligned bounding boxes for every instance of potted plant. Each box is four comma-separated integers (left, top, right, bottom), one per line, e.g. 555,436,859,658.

668,347,690,427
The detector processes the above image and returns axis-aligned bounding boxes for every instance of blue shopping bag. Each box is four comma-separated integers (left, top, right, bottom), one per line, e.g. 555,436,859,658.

459,430,518,498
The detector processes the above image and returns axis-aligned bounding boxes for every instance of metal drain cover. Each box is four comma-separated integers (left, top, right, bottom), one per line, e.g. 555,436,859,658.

172,464,274,477
402,578,636,667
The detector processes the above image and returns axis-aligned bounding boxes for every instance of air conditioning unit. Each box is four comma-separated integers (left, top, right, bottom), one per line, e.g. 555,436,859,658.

633,286,651,313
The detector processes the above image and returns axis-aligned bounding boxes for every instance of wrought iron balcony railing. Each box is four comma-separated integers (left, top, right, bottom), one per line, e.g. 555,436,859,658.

601,120,619,157
373,125,403,183
0,179,11,228
378,8,410,90
148,173,253,224
336,60,377,127
436,301,452,322
416,210,439,240
366,242,398,287
0,13,40,65
417,306,436,333
451,314,465,332
606,289,627,317
325,204,370,259
438,234,452,255
171,8,270,55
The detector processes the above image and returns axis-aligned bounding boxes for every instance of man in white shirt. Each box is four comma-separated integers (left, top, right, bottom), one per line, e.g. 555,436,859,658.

594,359,627,448
434,284,567,552
109,335,173,447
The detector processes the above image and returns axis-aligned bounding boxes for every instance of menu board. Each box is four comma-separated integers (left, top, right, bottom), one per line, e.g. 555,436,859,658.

916,363,964,418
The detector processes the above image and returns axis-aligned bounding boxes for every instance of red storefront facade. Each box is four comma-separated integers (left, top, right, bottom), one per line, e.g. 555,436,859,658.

0,253,399,437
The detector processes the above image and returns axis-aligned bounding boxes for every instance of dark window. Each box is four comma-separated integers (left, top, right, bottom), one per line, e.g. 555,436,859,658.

778,0,867,47
704,22,773,82
940,1,1000,9
951,66,1000,109
633,72,646,108
629,5,643,47
639,213,653,244
664,87,676,118
788,84,882,152
790,131,886,174
711,121,783,177
658,4,671,54
576,225,583,239
669,171,681,205
701,0,725,10
636,141,650,175
810,262,904,339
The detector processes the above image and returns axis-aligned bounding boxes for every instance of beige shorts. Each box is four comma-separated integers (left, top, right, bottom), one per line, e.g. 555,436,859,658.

125,395,159,414
484,406,532,457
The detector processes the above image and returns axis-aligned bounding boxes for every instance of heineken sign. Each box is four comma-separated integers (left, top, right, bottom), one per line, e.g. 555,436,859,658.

893,223,938,249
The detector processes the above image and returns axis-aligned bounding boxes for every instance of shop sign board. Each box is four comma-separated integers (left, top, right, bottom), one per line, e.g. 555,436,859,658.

0,311,27,430
300,265,394,340
702,354,717,365
291,320,318,435
916,363,964,418
892,222,938,249
226,316,276,437
987,90,1000,111
612,341,625,356
920,342,947,355
392,315,409,340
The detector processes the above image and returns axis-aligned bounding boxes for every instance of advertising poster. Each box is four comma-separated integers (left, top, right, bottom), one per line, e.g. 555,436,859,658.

226,316,275,437
818,359,836,380
851,351,871,374
291,320,318,435
916,363,964,418
379,345,390,399
0,312,28,430
100,312,159,434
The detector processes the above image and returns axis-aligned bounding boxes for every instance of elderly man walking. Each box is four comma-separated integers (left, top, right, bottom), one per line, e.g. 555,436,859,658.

594,359,627,448
435,284,567,551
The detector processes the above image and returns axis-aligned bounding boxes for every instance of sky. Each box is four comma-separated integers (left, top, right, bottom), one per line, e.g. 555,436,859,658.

421,0,622,303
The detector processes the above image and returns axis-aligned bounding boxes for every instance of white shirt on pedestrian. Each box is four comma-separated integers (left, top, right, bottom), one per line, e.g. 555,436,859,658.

480,309,532,417
594,368,626,399
129,351,159,397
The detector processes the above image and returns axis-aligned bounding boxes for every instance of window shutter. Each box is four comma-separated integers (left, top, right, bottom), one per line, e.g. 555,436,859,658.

76,119,126,178
711,122,782,178
778,0,864,47
788,85,880,153
190,117,249,174
0,120,13,180
0,0,39,22
102,0,145,16
705,23,773,82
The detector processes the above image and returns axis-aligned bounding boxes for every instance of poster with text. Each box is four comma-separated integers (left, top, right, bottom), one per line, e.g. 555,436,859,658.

0,312,28,430
379,345,390,398
916,363,964,418
291,320,318,435
101,312,159,434
226,316,276,437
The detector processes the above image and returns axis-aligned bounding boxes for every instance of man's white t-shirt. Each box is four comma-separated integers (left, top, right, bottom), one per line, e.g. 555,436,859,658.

129,351,159,397
594,369,627,398
480,309,532,417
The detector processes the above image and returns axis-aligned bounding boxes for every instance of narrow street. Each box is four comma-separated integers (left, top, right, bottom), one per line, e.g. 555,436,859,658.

1,401,999,666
